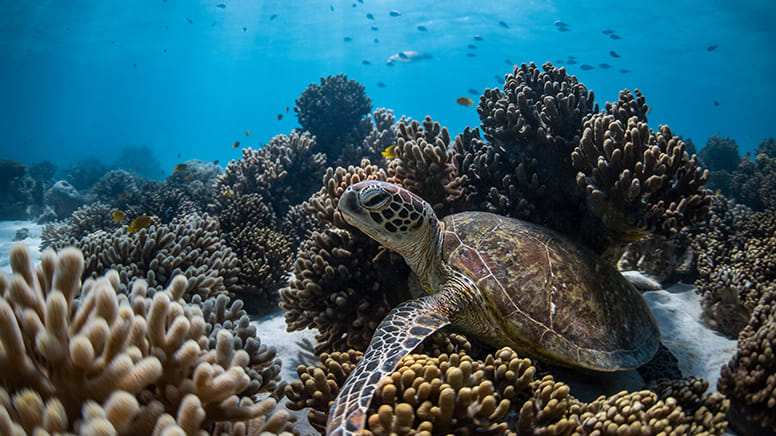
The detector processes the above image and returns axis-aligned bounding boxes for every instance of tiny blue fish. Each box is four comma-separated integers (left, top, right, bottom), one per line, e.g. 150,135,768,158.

371,26,378,31
707,44,718,51
467,44,476,49
389,10,401,17
619,69,631,74
504,59,512,65
331,5,334,11
609,51,620,58
602,29,615,35
580,64,594,70
366,13,374,20
362,60,371,65
344,36,352,42
554,20,569,26
398,52,408,59
498,20,509,28
374,38,379,43
494,75,502,84
417,25,427,31
474,35,483,41
270,14,278,20
216,3,226,8
610,34,621,40
566,59,577,65
466,52,476,57
599,63,612,69
467,88,479,96
377,82,386,88
243,26,247,31
185,18,193,24
558,27,569,32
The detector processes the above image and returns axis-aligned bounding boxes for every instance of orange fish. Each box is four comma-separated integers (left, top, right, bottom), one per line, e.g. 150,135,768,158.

233,141,240,148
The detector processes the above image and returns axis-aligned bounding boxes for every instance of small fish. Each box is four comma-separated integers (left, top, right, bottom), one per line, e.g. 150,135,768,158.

498,21,509,28
467,88,479,96
362,60,371,65
715,188,722,195
494,74,502,84
173,163,188,173
331,5,334,11
554,20,568,26
243,26,247,32
713,100,720,106
609,34,621,40
366,13,374,20
609,50,620,58
246,130,250,136
647,107,652,114
417,25,427,31
566,59,577,65
276,113,283,120
467,44,477,49
602,29,615,35
224,188,233,198
286,106,289,112
568,55,576,59
707,44,718,51
184,174,193,181
371,26,379,31
377,82,386,88
389,10,401,17
382,144,397,159
163,48,167,53
358,0,363,3
233,141,240,148
118,192,128,201
398,51,408,59
504,58,512,65
127,215,152,233
270,14,278,20
352,3,356,7
558,27,569,32
216,3,226,8
619,68,631,74
112,210,126,223
344,36,352,42
213,160,219,165
474,35,483,41
177,153,181,158
211,21,216,27
133,63,137,68
466,52,476,57
456,96,474,106
579,64,594,70
186,18,193,24
599,63,612,69
374,38,379,43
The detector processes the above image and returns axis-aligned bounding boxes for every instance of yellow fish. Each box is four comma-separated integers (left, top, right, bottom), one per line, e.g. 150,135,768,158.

224,188,233,198
715,188,722,195
173,163,188,173
233,141,240,148
118,192,127,201
112,210,126,223
127,215,152,233
456,96,474,106
382,144,397,159
184,174,193,181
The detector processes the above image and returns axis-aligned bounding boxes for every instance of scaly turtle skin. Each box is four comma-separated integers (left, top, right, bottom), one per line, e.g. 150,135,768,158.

327,181,660,436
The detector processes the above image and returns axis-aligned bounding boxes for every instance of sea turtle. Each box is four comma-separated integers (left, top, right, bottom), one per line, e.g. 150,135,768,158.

327,181,660,435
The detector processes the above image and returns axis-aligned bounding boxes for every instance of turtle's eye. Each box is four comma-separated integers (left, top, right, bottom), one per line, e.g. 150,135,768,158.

360,190,391,210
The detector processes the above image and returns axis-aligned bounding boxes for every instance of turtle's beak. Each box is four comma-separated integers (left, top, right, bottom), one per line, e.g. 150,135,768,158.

338,188,361,225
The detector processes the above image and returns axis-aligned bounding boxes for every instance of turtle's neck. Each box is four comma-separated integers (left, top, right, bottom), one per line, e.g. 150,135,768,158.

396,217,447,294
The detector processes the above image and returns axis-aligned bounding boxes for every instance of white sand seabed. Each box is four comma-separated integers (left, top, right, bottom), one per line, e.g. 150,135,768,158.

0,220,740,434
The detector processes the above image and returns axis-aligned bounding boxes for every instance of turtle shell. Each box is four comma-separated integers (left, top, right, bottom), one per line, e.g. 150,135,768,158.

441,211,660,371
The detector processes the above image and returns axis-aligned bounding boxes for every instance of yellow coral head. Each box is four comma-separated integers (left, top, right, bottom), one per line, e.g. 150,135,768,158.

338,181,436,256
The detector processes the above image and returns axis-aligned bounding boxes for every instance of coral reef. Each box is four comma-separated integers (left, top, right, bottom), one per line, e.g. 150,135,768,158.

694,197,776,337
728,152,776,211
573,94,711,244
43,180,83,219
756,137,776,157
62,157,108,191
294,74,372,164
165,159,223,212
699,136,740,173
213,131,326,218
50,212,240,301
40,202,118,250
112,144,164,181
0,244,293,435
718,284,776,434
387,116,467,215
0,160,44,220
286,345,728,435
88,169,144,206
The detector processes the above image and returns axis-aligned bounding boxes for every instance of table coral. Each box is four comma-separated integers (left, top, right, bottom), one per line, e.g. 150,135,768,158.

0,244,293,435
718,285,776,434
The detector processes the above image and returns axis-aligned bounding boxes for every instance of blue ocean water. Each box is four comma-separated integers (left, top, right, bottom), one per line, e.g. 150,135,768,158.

1,0,774,174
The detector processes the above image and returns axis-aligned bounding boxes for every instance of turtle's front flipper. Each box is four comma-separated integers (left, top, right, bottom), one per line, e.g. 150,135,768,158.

326,294,451,436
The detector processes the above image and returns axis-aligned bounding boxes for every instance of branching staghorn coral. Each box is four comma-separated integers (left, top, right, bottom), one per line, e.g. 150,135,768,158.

0,244,293,435
294,74,372,164
718,284,776,434
573,95,711,244
52,212,240,301
387,116,467,215
213,130,326,218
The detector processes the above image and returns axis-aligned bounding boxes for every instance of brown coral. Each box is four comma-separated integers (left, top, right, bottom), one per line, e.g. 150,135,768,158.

718,284,776,434
387,116,467,215
573,95,711,244
0,244,293,435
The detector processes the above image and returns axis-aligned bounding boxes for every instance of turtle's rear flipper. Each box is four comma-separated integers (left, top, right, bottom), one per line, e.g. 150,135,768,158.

326,294,451,436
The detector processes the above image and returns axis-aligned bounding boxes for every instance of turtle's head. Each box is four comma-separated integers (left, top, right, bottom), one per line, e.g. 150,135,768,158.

338,181,437,254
